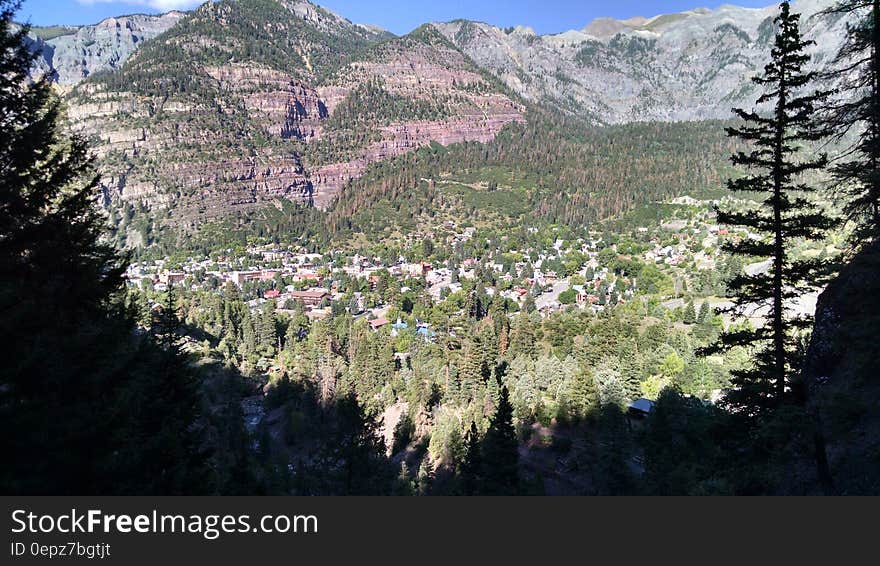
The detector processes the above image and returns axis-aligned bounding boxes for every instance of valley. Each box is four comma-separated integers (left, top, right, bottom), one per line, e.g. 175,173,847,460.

4,0,878,496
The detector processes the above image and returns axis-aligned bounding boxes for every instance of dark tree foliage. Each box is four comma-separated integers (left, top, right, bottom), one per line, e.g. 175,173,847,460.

592,405,638,495
710,2,836,417
643,390,732,495
823,0,880,247
460,421,482,495
0,1,212,494
480,386,519,494
304,393,393,495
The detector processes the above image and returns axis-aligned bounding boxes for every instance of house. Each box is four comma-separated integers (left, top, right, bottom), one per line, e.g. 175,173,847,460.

627,398,655,419
416,323,435,341
292,272,320,283
230,269,282,286
305,308,330,321
369,318,391,331
264,289,281,299
159,271,186,287
401,262,432,278
572,284,587,304
289,289,330,307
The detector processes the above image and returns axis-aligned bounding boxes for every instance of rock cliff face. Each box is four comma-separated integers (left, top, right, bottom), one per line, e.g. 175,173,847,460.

307,28,525,205
802,241,880,494
434,0,851,123
68,79,315,225
204,64,329,140
62,0,523,230
48,0,859,239
27,12,184,85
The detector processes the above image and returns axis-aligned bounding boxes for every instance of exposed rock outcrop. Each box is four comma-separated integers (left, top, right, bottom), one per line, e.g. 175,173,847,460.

26,12,184,85
803,240,880,494
435,0,852,123
205,64,329,140
61,1,522,229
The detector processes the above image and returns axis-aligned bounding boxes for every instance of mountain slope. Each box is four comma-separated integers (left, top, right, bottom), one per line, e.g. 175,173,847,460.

24,12,185,85
63,0,523,245
307,25,525,204
55,0,858,250
323,112,738,243
434,0,851,123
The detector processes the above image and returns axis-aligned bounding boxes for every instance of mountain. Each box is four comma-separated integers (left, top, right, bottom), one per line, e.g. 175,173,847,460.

28,0,855,249
24,12,185,86
307,25,525,204
60,0,523,245
433,0,850,123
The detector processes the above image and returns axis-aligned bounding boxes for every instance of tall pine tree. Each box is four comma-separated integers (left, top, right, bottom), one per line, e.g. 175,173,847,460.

712,2,836,416
460,421,482,495
480,386,519,494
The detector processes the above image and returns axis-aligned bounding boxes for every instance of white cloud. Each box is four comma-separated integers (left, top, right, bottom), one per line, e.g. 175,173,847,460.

76,0,207,11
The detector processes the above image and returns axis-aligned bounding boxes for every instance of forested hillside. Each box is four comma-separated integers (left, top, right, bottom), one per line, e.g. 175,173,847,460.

326,113,738,239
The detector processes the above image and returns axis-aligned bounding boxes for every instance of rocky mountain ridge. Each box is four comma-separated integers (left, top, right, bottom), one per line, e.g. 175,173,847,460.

433,0,849,123
24,12,185,86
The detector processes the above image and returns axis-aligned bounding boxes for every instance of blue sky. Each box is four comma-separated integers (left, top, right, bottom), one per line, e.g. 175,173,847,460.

15,0,773,35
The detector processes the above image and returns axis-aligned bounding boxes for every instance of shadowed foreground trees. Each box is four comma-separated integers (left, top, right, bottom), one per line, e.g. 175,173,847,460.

823,0,880,247
0,0,241,494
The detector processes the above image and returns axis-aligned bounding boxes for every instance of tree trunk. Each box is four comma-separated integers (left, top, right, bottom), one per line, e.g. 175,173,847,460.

773,67,788,404
872,0,880,226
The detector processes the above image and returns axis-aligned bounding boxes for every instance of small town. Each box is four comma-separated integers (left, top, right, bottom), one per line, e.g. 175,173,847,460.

126,198,740,331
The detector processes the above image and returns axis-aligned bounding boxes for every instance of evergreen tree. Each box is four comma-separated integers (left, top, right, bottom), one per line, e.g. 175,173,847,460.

509,312,537,358
0,0,210,493
257,301,277,355
710,2,836,416
464,286,482,320
480,386,519,494
567,366,599,422
823,0,880,247
460,421,482,495
241,311,257,359
683,299,697,324
593,404,638,495
522,293,536,314
417,454,434,495
476,322,499,380
140,289,210,494
308,393,391,495
153,286,183,350
697,300,712,324
459,339,483,403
